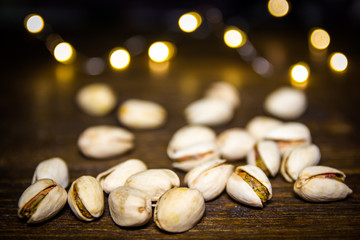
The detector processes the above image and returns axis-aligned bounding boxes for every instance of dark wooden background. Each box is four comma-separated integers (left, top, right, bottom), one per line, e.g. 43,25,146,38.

1,1,360,239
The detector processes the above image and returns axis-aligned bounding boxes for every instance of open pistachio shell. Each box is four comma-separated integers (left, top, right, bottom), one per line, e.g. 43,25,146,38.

245,116,283,140
32,157,69,189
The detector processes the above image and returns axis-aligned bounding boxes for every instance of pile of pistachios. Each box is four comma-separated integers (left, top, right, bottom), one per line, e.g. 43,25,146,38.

17,81,352,233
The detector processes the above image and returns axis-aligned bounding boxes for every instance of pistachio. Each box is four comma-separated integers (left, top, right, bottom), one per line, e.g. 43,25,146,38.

204,81,240,108
96,159,147,194
154,187,205,233
124,169,180,202
264,86,307,119
245,116,283,140
68,176,104,221
18,179,67,224
217,128,256,160
281,144,321,182
226,165,272,208
32,157,69,189
185,159,234,201
247,140,281,177
117,98,167,129
76,83,117,117
294,166,352,202
108,186,152,227
77,125,134,159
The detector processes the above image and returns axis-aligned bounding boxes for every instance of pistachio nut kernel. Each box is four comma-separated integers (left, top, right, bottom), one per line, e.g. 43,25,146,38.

32,157,69,189
18,179,67,224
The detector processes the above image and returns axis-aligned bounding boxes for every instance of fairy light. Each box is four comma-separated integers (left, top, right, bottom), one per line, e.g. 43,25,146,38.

290,62,310,85
25,14,44,33
310,28,330,50
148,41,175,63
54,42,75,64
109,48,131,70
178,12,202,33
224,27,247,48
268,0,290,17
329,52,348,72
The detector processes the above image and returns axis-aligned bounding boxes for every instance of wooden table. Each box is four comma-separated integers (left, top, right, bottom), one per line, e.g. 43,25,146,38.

1,24,360,239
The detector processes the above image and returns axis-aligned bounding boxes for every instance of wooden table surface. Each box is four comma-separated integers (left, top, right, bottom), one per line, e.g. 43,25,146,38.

1,15,360,239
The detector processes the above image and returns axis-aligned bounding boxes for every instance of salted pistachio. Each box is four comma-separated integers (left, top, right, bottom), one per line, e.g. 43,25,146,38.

108,186,152,227
96,159,147,194
124,169,180,202
247,140,281,177
185,97,234,126
18,179,67,224
294,166,352,202
264,86,307,119
184,158,233,201
226,165,272,208
76,83,117,117
78,125,134,159
217,128,256,160
204,81,240,108
32,157,69,189
117,98,167,129
264,122,311,154
68,176,104,221
245,116,283,140
281,144,321,182
154,187,205,233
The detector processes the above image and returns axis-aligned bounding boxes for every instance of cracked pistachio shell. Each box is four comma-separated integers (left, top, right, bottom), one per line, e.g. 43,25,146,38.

281,144,321,182
247,140,281,177
264,122,311,154
184,158,234,201
245,116,283,140
32,157,69,189
78,125,134,159
294,166,352,202
226,165,272,208
108,186,152,227
124,169,180,202
185,97,234,126
204,81,240,108
264,86,307,119
96,159,147,194
18,179,67,224
68,176,104,221
217,128,256,160
76,83,117,117
154,187,205,233
118,99,167,129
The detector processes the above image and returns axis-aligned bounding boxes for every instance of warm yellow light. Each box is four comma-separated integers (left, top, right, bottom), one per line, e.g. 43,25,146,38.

25,14,44,33
109,48,130,69
290,62,310,83
54,42,75,64
148,41,175,63
329,52,348,72
268,0,290,17
149,60,169,75
224,27,246,48
178,12,202,33
310,28,330,50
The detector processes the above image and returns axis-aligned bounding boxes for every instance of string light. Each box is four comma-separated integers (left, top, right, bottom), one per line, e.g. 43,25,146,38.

148,41,175,63
224,27,246,48
109,48,131,70
54,42,75,64
24,14,44,33
310,28,330,50
268,0,290,17
329,52,348,72
178,12,202,33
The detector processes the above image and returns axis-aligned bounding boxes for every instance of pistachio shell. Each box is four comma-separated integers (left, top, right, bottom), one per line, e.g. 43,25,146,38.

294,166,352,202
18,179,67,224
204,81,240,108
154,187,205,233
245,116,283,140
32,157,69,189
108,186,152,227
96,159,147,194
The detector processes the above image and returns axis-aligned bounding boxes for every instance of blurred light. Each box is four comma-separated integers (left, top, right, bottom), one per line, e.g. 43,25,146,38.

149,60,169,75
206,8,223,24
268,0,290,17
148,41,175,63
24,14,44,33
55,64,75,83
109,48,130,69
85,57,105,75
329,52,348,72
54,42,75,64
252,57,273,77
290,62,310,83
224,27,247,48
124,35,146,56
46,34,63,53
178,12,202,33
237,41,256,62
310,28,330,50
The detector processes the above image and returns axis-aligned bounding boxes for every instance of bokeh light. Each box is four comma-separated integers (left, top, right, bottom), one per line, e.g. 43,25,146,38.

268,0,290,17
224,27,247,48
178,12,202,33
54,42,75,64
148,41,175,63
85,57,105,75
109,48,130,70
310,28,330,50
329,52,348,72
24,14,44,33
290,62,310,84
